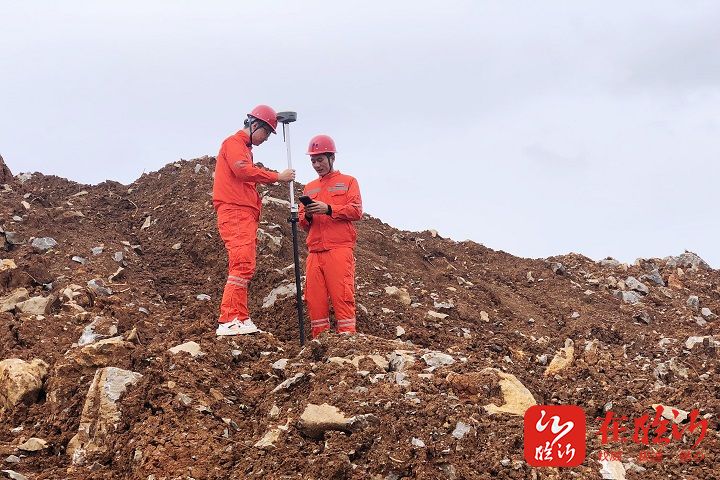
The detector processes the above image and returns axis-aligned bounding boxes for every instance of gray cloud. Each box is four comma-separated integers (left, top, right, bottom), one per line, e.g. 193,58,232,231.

1,1,718,267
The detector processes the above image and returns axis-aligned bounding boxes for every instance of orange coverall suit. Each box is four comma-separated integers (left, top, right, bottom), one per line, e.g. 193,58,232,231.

299,171,363,337
213,130,279,323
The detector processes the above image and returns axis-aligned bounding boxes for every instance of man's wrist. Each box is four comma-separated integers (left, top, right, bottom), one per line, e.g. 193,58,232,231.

326,205,332,215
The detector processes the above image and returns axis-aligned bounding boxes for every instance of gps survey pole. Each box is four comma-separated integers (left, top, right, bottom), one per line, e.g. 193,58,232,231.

276,111,305,346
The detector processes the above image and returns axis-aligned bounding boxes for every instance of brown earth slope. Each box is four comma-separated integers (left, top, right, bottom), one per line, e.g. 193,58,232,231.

0,154,718,479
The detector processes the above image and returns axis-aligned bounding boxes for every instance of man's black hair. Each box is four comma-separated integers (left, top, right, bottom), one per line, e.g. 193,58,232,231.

244,116,270,131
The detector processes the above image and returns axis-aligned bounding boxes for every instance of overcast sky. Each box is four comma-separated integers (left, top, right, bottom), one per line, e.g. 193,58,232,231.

1,1,718,267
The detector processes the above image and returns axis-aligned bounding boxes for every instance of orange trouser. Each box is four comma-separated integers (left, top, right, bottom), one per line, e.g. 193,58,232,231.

305,247,356,337
217,206,258,323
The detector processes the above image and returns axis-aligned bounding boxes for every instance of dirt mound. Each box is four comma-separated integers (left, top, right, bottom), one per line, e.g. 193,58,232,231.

0,156,718,479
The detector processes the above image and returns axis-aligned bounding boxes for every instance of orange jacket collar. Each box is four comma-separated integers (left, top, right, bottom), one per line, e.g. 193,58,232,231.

320,170,340,181
235,130,252,149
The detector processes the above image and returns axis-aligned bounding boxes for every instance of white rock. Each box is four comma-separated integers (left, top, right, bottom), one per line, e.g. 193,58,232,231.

30,237,57,251
262,283,296,308
701,307,716,319
615,290,642,304
685,336,720,349
15,296,54,316
651,404,689,423
389,372,410,386
625,277,649,294
599,257,621,267
87,279,113,296
427,310,448,319
17,437,47,452
421,352,455,368
140,217,151,230
66,367,143,465
77,316,118,346
272,373,305,393
257,228,282,253
654,357,688,382
262,196,290,207
411,437,426,448
0,288,30,313
387,351,415,372
168,341,203,358
384,286,411,305
396,326,405,337
1,470,28,480
480,311,490,322
16,173,33,184
433,299,455,309
666,252,710,270
254,428,282,449
299,403,351,438
196,294,211,301
599,459,626,480
452,421,471,439
272,359,288,371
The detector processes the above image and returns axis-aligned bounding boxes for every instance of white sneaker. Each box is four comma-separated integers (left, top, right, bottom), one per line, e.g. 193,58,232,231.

216,319,244,336
238,318,261,334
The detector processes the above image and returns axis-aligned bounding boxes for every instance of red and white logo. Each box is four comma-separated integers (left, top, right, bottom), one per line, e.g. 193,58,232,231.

524,405,586,467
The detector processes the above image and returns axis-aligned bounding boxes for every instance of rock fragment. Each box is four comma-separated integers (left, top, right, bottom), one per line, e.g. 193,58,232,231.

384,286,411,305
625,276,649,295
66,367,143,465
0,359,49,411
30,237,57,252
482,368,537,416
17,438,47,452
15,295,55,315
421,352,455,368
168,341,203,358
299,403,351,439
254,428,282,449
544,339,574,376
262,283,296,308
1,289,30,313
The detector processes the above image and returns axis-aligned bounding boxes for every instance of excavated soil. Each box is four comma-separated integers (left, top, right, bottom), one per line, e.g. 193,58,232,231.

0,154,718,479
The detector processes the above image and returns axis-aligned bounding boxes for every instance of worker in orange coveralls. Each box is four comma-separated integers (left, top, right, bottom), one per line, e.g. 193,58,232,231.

213,105,295,336
299,135,363,337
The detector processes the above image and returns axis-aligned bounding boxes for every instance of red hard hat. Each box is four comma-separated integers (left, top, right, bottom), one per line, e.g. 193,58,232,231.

248,104,278,133
306,134,337,155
